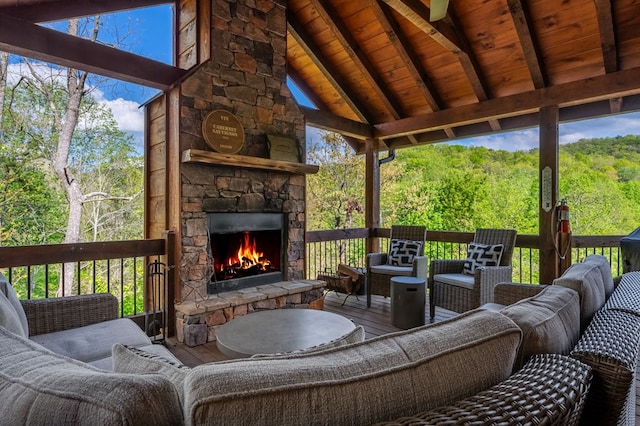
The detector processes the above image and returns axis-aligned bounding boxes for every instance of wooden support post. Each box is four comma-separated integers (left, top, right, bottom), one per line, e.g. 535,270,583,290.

365,139,380,255
539,105,559,284
167,87,183,308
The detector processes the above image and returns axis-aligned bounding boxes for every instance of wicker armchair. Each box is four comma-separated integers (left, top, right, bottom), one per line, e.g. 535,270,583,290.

429,228,517,319
20,293,119,336
366,225,427,307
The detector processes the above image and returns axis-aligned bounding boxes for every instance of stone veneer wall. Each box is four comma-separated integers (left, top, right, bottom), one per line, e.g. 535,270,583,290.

177,0,307,303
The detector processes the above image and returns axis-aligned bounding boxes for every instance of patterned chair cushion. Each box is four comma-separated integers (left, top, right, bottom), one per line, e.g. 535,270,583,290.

388,239,423,266
462,243,504,275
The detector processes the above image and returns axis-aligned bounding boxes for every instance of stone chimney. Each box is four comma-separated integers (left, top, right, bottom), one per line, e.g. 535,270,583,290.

177,0,307,301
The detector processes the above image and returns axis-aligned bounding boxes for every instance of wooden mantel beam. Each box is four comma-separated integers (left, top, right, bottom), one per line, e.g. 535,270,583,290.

0,13,186,90
374,67,640,140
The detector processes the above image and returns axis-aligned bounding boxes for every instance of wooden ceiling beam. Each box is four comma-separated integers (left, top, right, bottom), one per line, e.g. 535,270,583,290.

310,0,419,145
594,0,617,74
374,67,640,139
382,0,500,131
372,0,456,138
287,14,371,124
0,0,174,23
301,106,374,140
0,13,185,90
592,0,620,114
507,0,547,89
365,93,640,152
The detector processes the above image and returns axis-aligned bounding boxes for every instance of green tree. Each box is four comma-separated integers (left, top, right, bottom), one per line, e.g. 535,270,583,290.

306,131,365,231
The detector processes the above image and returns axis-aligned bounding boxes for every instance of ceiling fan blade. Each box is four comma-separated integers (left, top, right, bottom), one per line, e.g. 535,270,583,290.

430,0,449,21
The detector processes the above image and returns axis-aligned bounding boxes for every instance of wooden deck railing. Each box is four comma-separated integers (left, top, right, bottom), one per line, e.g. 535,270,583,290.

0,229,623,321
306,228,624,283
0,235,175,321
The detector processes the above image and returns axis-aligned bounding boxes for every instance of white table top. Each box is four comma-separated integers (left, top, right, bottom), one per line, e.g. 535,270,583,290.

216,309,356,358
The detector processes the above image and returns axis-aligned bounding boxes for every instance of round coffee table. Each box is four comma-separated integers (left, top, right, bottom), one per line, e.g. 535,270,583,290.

216,309,356,358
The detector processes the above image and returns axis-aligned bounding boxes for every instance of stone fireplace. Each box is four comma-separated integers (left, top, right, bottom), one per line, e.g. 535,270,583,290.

162,0,325,346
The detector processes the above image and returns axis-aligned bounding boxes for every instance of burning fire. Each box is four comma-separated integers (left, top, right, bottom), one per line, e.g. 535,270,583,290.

225,232,271,271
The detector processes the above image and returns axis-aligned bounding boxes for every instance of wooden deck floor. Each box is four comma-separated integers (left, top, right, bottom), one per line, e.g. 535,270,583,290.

166,292,457,365
167,291,640,424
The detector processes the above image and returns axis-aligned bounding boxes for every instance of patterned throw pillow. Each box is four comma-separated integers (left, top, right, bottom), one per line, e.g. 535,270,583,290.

388,239,423,267
462,243,504,275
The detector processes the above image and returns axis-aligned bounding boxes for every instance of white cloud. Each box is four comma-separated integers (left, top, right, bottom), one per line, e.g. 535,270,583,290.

100,97,144,133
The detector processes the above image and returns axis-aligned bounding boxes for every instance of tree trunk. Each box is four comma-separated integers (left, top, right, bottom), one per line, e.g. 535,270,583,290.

0,51,8,142
54,19,89,296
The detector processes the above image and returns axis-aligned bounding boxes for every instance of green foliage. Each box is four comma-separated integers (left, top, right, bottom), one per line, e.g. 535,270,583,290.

1,68,143,245
307,132,365,231
307,133,640,237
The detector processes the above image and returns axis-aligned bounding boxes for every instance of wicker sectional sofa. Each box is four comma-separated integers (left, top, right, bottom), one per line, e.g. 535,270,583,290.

0,256,639,425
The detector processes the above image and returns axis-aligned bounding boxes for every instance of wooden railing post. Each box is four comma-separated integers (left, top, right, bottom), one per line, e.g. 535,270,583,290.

165,230,176,337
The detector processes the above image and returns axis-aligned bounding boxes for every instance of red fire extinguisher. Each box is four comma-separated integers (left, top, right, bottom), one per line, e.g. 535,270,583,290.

557,198,571,234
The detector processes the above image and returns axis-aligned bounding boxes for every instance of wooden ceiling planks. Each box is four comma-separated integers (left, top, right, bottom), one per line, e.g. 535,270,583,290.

293,0,640,150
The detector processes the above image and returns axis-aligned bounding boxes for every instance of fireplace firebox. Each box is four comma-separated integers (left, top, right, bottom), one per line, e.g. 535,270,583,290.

206,213,285,294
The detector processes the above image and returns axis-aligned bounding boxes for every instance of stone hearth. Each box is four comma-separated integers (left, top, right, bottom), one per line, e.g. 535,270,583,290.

175,280,325,346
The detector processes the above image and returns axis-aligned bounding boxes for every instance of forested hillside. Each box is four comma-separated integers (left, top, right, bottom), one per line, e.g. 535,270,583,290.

306,133,640,236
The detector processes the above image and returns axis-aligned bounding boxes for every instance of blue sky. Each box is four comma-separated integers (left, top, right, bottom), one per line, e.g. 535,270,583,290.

26,4,638,153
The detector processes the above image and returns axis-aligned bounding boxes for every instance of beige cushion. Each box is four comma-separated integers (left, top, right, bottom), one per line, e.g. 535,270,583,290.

31,317,152,365
0,326,183,425
370,264,414,276
0,291,26,338
583,254,615,298
112,344,190,405
554,261,606,330
0,273,28,337
184,309,521,425
434,273,475,289
499,286,580,370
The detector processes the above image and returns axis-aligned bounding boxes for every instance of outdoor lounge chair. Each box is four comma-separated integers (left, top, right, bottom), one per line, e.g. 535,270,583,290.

429,228,517,318
366,225,427,307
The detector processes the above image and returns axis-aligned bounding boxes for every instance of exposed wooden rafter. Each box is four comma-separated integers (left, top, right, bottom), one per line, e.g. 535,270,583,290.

507,0,547,89
594,0,618,74
287,14,371,124
371,0,456,138
310,0,419,145
0,13,186,90
381,0,501,131
592,0,620,114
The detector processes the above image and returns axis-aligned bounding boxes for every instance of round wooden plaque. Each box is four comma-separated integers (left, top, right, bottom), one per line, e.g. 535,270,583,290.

202,110,245,154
